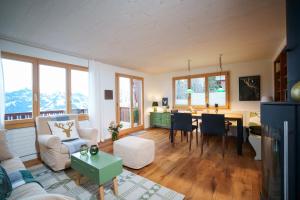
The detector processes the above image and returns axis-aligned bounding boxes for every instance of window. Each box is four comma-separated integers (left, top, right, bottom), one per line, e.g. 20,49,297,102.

173,72,229,108
174,79,188,106
39,64,67,115
208,75,226,106
1,52,88,129
71,69,88,114
2,58,33,120
191,77,206,106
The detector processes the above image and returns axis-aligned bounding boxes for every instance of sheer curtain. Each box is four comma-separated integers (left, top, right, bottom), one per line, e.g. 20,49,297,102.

88,60,104,142
0,50,5,129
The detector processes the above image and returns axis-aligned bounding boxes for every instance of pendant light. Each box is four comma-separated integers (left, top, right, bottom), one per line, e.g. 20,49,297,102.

186,59,193,94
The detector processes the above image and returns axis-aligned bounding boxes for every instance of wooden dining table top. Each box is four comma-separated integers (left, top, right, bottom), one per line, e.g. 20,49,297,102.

190,112,243,119
173,111,244,119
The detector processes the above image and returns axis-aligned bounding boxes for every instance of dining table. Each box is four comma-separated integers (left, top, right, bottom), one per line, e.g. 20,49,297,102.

170,112,244,155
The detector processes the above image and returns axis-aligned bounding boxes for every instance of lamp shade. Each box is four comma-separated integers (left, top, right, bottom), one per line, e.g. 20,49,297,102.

152,101,159,107
186,88,193,94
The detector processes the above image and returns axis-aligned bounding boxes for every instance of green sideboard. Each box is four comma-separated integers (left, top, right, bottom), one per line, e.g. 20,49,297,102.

150,112,171,129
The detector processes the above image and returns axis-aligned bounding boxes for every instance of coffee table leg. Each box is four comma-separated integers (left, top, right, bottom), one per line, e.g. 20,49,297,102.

99,185,104,200
113,177,118,195
75,172,81,185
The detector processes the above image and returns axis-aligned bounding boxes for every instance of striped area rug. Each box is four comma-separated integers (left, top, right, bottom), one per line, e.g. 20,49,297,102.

29,164,185,200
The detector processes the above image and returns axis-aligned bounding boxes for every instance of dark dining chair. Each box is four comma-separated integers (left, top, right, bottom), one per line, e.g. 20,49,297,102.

173,113,198,151
200,114,227,158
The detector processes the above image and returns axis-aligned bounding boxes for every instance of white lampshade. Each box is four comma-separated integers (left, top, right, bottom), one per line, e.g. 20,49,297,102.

261,96,273,102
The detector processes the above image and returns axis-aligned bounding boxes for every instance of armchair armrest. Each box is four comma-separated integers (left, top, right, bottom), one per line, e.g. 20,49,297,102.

78,127,98,143
22,194,75,200
38,135,61,149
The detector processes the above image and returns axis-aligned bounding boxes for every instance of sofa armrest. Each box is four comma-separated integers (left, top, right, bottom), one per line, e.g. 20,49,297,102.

38,135,61,149
77,127,98,143
22,194,75,200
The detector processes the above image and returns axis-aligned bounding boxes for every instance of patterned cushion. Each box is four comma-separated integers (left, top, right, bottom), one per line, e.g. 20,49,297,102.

0,166,12,199
48,120,79,141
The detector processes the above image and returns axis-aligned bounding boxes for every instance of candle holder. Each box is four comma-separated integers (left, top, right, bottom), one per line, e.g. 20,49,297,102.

215,104,219,114
80,144,89,156
89,145,99,155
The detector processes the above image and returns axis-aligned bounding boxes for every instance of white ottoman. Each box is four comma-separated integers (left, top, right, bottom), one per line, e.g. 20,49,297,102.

113,136,155,169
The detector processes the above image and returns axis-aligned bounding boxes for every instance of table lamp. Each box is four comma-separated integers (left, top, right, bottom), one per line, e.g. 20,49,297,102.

152,101,159,112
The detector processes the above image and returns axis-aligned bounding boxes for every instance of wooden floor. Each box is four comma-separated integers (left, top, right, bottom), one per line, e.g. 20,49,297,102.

100,128,261,200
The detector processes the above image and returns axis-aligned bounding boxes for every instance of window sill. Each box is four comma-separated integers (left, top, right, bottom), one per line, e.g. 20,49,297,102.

5,119,35,130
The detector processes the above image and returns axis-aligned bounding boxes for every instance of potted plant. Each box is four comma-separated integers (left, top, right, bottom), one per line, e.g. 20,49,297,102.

108,121,123,141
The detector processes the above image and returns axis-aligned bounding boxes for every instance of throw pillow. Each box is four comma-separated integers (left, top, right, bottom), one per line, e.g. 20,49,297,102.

48,120,79,141
0,166,12,199
0,130,14,161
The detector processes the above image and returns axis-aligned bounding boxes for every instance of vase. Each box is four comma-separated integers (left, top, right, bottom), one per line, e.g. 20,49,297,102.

89,145,99,155
80,144,89,156
291,81,300,102
112,131,119,141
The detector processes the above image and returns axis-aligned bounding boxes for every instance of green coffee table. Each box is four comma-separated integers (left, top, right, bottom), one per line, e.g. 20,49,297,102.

71,151,123,200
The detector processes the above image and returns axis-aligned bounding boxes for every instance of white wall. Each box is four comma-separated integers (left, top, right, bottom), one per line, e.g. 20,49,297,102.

149,59,273,112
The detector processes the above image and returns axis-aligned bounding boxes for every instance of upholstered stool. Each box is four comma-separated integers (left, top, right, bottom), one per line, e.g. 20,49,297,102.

113,136,155,169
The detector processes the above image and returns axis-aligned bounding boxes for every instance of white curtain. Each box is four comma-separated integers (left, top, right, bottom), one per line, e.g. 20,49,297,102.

88,60,104,142
0,50,5,129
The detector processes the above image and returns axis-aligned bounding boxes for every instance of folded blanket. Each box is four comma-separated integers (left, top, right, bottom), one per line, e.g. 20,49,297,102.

62,138,87,156
8,170,42,189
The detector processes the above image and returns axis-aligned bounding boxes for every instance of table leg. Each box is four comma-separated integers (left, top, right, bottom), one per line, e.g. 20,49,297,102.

113,177,118,195
237,118,243,155
170,118,174,146
75,172,81,185
99,185,104,200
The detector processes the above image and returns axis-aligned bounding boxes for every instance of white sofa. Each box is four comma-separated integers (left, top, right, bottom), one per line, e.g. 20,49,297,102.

36,114,98,171
0,129,73,200
2,157,74,200
113,136,155,169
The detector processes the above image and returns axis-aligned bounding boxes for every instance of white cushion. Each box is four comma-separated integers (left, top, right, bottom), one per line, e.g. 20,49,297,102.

48,120,79,141
0,129,14,161
113,136,155,169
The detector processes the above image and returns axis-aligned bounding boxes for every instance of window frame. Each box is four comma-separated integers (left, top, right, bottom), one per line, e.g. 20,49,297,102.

2,52,88,129
172,71,230,109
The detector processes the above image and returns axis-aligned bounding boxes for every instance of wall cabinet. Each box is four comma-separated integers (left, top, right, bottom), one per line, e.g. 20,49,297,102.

150,112,171,128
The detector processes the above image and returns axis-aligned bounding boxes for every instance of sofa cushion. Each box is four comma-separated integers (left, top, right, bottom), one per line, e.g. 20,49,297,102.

8,182,46,200
0,130,14,161
48,120,79,141
0,166,12,199
1,157,26,174
36,114,79,136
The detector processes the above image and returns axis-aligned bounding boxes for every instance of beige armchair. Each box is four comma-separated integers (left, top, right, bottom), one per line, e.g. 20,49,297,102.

36,114,98,171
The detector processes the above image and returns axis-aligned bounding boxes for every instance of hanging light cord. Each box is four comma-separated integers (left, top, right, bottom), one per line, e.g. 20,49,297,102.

219,54,223,72
188,59,191,75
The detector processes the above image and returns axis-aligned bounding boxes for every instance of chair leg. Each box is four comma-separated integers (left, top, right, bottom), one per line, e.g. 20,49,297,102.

189,132,193,151
181,130,183,142
225,133,229,149
196,128,199,146
207,136,209,146
222,135,225,158
201,133,204,155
